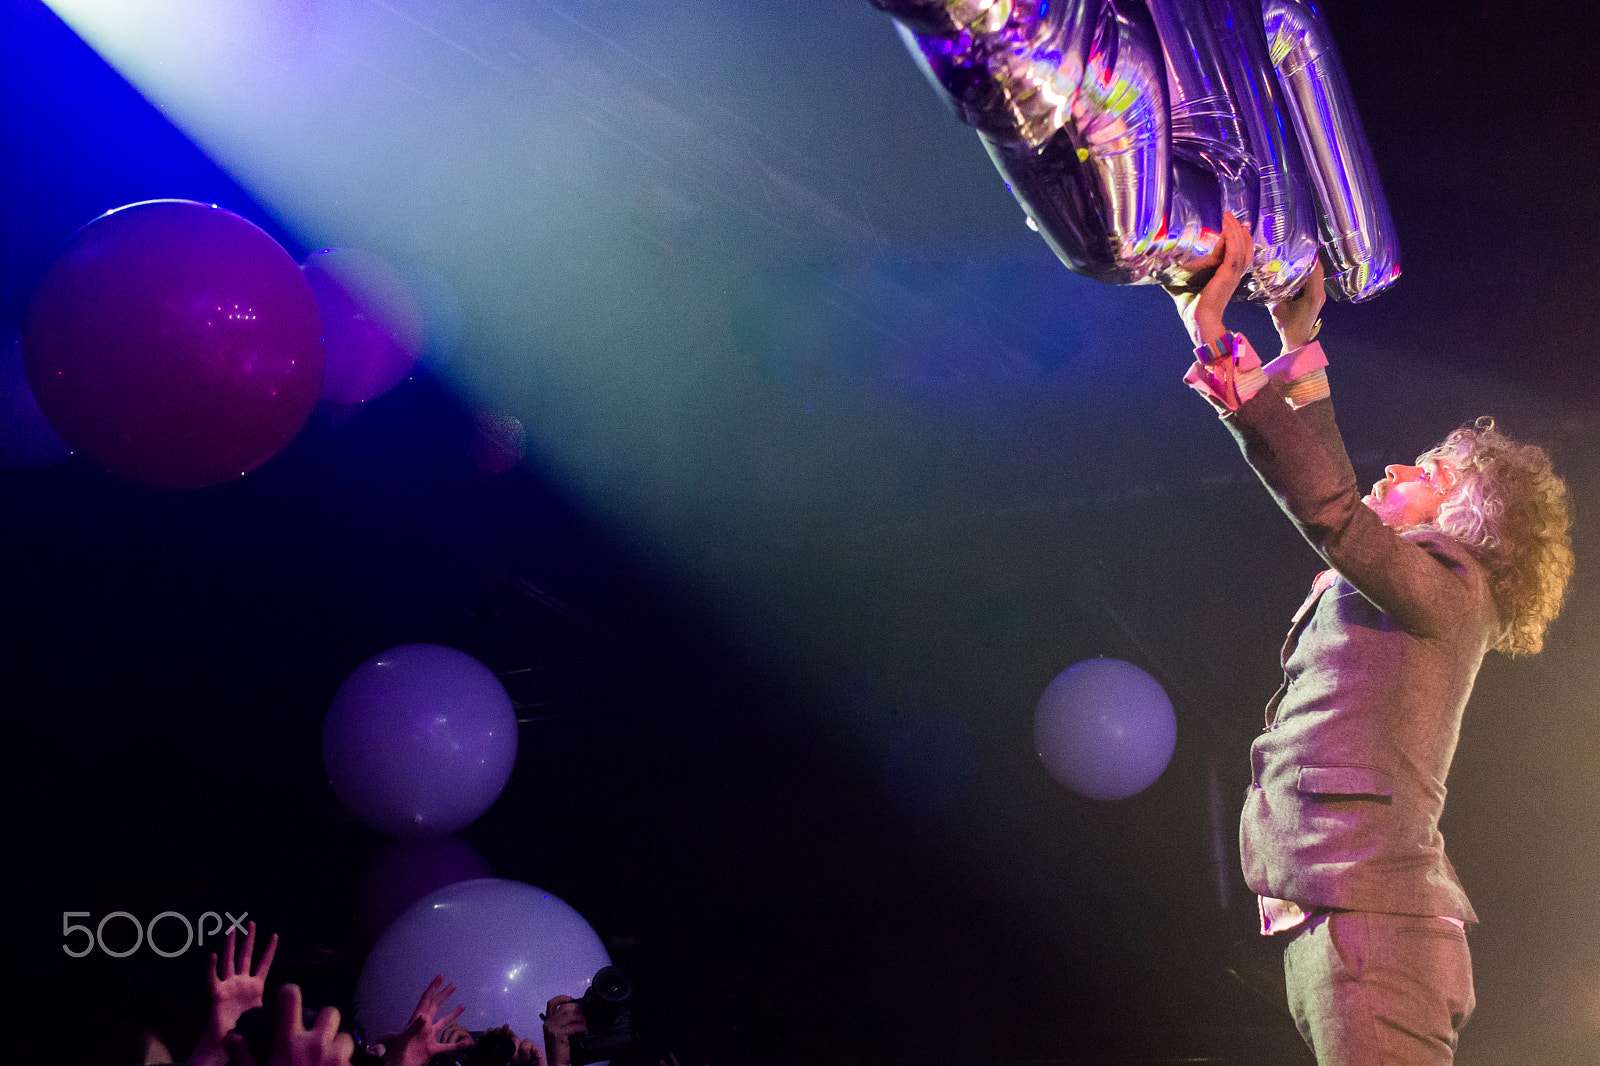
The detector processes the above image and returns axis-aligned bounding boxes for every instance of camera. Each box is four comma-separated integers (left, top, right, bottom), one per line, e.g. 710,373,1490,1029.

569,966,640,1065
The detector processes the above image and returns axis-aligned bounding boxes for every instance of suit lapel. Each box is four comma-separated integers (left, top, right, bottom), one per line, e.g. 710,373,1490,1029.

1268,569,1338,727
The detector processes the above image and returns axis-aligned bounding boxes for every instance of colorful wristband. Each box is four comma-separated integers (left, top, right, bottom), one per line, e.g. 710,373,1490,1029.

1196,333,1238,364
1185,331,1267,411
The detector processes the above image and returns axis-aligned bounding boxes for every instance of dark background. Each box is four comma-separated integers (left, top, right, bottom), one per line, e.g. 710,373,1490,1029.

3,1,1597,1064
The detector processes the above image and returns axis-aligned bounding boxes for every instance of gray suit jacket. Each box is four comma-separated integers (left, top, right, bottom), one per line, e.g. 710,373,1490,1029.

1223,386,1497,922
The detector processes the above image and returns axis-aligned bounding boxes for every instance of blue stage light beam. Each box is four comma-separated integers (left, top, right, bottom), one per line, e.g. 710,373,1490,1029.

36,0,1211,832
37,0,1156,595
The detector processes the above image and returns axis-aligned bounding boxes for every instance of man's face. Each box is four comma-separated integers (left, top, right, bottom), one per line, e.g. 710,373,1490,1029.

1363,455,1459,530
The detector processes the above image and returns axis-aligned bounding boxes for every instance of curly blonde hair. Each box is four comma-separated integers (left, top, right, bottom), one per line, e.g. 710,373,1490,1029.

1418,418,1573,656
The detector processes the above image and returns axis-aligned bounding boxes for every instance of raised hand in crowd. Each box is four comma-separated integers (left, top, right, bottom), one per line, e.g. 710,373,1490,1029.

223,983,355,1066
462,1025,544,1066
437,1023,475,1060
379,975,468,1066
512,1033,546,1066
191,921,280,1066
540,995,587,1066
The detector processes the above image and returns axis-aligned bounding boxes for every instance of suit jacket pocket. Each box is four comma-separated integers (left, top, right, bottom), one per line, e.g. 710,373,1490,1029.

1296,764,1393,798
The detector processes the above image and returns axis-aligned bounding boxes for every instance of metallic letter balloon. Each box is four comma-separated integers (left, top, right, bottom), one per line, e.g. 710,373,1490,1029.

22,200,325,488
874,0,1398,301
324,644,518,839
1261,0,1399,300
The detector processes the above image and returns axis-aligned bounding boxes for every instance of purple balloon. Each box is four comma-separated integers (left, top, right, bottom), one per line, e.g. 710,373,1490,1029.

354,879,610,1041
355,836,493,942
0,328,72,469
324,644,518,839
1033,658,1177,801
22,200,325,488
301,247,424,405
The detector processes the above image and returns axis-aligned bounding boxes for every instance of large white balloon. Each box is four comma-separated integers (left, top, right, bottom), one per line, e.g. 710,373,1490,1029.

1033,658,1177,801
323,644,518,839
355,879,611,1041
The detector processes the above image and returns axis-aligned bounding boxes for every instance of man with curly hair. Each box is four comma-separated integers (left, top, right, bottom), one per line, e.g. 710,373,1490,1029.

1169,213,1573,1066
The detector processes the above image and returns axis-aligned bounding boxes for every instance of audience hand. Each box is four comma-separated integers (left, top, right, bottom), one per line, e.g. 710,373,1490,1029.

192,921,279,1066
437,1024,475,1056
513,1034,547,1066
223,983,354,1066
380,975,467,1066
541,995,587,1066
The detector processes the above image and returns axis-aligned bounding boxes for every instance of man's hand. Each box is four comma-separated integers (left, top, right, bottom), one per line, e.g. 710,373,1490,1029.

222,984,354,1066
542,995,587,1066
1269,255,1327,352
380,975,467,1066
191,921,278,1066
1167,212,1252,346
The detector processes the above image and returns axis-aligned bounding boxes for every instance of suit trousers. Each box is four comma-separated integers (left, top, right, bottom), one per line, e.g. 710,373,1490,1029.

1283,910,1475,1066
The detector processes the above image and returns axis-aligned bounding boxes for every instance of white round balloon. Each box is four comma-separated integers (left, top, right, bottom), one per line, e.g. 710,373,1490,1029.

323,644,518,840
1033,658,1177,800
355,878,610,1041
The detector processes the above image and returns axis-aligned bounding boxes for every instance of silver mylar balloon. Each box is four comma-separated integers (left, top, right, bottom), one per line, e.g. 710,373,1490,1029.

1262,0,1399,301
870,0,1014,37
873,0,1398,302
1167,0,1321,300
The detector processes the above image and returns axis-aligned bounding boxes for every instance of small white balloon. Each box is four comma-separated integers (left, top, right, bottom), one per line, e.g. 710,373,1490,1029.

1033,658,1177,801
323,644,517,839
